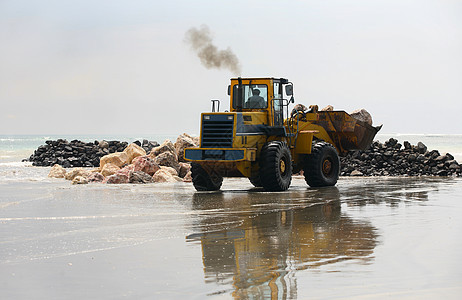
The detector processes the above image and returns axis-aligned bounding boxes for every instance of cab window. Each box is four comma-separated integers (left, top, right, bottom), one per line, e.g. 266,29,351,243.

233,84,268,109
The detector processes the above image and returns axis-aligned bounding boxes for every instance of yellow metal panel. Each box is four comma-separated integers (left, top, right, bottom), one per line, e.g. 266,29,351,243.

295,131,317,154
236,160,252,177
245,148,257,161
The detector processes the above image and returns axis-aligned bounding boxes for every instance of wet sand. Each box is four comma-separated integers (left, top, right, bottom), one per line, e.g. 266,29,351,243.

1,176,461,299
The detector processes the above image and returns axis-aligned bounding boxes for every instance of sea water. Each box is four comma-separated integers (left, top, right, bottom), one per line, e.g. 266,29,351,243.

1,133,461,164
0,134,179,163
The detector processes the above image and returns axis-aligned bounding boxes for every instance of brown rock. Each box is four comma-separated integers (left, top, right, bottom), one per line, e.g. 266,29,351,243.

290,104,308,117
350,109,373,125
149,139,176,158
152,169,177,183
101,163,120,177
117,164,135,177
72,176,88,185
64,168,91,181
48,164,66,178
183,171,192,182
320,105,334,111
100,152,129,168
105,173,129,184
192,136,200,146
174,133,198,162
154,152,180,174
123,143,146,164
87,172,105,183
159,166,178,176
132,156,160,176
179,162,191,178
129,171,154,184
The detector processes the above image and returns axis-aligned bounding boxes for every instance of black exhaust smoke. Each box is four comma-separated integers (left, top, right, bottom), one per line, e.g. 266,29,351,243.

184,25,241,75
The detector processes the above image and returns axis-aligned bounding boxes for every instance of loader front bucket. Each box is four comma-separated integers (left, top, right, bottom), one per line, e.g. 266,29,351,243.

316,111,382,153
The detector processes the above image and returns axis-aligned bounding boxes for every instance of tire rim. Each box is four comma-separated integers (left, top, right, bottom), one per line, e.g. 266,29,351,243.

280,159,286,175
322,158,332,176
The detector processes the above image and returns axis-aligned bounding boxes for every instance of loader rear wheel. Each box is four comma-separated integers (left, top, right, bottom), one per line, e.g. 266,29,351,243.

259,141,292,191
191,163,223,191
304,142,340,187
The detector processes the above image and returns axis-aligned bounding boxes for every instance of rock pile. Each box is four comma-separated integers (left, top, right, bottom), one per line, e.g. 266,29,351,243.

27,139,159,168
47,133,199,184
341,138,461,177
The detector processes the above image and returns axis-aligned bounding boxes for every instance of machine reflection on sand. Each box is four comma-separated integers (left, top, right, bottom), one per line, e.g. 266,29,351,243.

186,185,382,298
185,177,441,298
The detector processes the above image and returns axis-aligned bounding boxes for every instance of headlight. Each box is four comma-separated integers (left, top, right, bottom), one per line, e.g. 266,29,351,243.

227,115,233,120
204,115,210,120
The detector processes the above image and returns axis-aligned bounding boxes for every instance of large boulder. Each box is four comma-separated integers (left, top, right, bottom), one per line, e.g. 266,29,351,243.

129,171,154,184
117,164,135,177
123,143,146,164
72,176,88,185
290,104,308,117
101,163,120,177
87,172,105,183
149,139,176,158
320,105,334,111
48,164,66,178
350,109,373,125
159,166,178,176
191,136,200,146
100,152,129,168
174,133,198,162
179,162,191,178
105,173,129,184
152,168,179,183
154,151,180,174
64,168,91,181
132,156,160,176
417,142,427,154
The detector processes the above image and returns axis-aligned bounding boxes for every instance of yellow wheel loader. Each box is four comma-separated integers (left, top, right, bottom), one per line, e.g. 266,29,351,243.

184,77,381,191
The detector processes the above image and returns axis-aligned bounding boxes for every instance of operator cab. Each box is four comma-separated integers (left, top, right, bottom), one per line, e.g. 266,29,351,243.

228,77,294,127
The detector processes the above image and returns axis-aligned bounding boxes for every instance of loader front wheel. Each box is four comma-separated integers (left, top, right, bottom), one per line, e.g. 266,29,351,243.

304,142,340,187
259,142,292,191
191,163,223,191
249,175,262,187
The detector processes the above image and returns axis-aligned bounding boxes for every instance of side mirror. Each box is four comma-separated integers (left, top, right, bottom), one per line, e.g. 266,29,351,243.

285,85,293,96
227,85,231,96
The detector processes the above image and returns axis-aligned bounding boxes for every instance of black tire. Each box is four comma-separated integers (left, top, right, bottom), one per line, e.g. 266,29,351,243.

249,175,262,187
191,163,223,191
304,142,340,187
259,141,292,191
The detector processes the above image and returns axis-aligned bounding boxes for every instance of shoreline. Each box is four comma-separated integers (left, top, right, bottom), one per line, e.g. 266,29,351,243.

23,136,462,179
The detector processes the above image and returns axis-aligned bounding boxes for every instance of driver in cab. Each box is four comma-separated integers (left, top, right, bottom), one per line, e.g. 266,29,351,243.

245,89,266,108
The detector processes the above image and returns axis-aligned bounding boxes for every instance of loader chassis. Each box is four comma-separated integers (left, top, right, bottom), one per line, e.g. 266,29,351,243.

184,77,381,191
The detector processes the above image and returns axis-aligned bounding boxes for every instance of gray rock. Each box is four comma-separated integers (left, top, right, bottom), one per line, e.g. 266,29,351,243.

417,142,427,154
98,140,109,149
129,171,154,184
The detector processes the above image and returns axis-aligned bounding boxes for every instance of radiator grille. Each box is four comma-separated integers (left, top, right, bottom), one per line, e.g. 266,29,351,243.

201,115,234,148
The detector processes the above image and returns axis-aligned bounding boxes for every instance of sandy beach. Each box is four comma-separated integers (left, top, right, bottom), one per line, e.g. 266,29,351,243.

1,175,461,299
2,0,462,298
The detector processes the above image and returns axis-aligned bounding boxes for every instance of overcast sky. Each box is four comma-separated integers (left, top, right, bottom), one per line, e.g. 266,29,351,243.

1,0,461,135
